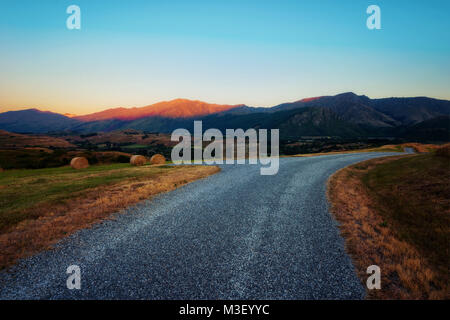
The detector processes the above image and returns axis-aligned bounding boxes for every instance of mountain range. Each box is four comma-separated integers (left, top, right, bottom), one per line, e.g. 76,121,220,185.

74,99,241,122
1,92,449,141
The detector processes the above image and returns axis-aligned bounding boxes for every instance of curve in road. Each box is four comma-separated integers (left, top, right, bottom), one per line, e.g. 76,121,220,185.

0,152,401,299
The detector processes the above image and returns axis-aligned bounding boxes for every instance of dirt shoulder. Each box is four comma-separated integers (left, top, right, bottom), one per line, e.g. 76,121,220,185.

327,154,449,299
0,164,220,270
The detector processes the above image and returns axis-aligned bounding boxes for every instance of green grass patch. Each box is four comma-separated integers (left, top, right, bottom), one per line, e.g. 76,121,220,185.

362,153,449,277
121,144,149,149
370,145,403,152
0,163,174,231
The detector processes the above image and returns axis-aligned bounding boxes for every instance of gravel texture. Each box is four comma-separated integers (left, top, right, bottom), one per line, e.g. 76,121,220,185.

0,152,401,299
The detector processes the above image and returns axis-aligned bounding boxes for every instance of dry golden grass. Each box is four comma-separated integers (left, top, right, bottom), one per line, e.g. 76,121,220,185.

291,145,402,157
400,143,440,153
290,142,441,158
0,165,219,270
327,155,449,299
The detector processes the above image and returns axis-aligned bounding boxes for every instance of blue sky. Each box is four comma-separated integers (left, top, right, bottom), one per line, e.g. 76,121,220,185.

0,0,449,114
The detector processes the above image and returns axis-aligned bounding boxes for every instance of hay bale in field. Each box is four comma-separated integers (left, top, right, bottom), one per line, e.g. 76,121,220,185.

130,155,147,166
70,157,89,169
0,167,4,172
150,154,166,165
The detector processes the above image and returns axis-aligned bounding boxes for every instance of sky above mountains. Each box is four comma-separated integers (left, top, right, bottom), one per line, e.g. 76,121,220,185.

0,0,449,115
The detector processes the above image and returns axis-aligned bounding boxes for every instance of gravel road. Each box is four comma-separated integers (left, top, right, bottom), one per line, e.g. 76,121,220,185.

0,152,400,299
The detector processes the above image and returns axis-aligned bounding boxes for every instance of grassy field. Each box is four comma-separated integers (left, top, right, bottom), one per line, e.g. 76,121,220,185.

362,154,449,287
121,144,150,149
328,151,449,299
0,163,162,230
0,163,219,269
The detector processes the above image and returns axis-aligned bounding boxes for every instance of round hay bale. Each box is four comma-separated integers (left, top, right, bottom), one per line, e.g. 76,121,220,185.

0,167,4,172
70,157,89,169
130,155,147,166
150,154,166,165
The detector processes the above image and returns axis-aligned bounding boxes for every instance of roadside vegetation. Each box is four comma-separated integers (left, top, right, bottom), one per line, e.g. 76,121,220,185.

0,163,219,269
293,142,440,157
328,146,449,299
292,144,404,157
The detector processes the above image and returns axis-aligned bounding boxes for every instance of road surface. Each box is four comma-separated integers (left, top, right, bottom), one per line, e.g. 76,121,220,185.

0,152,400,299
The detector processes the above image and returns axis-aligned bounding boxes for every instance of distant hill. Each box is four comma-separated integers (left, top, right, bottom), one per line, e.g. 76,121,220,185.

0,109,81,133
370,97,450,125
75,99,243,121
396,115,450,141
1,93,449,141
